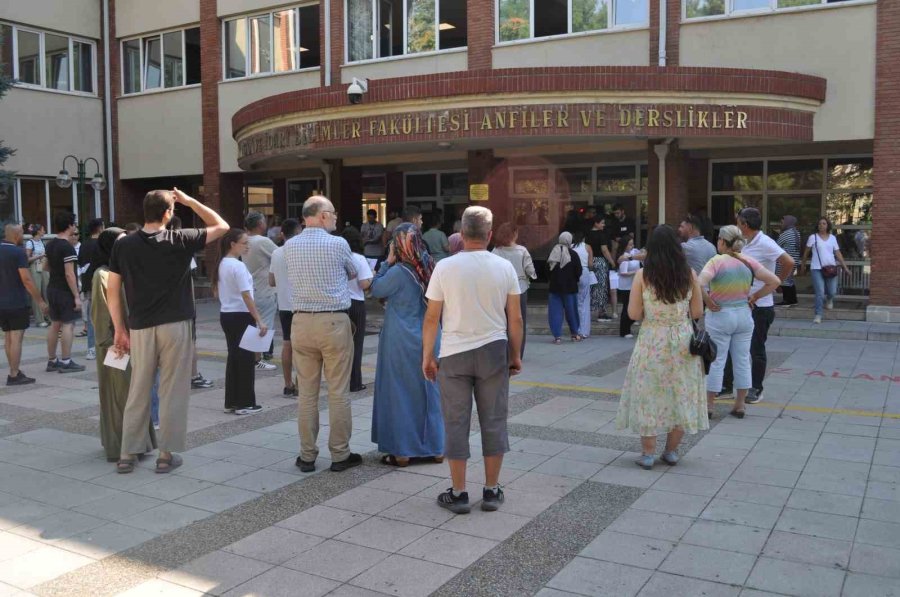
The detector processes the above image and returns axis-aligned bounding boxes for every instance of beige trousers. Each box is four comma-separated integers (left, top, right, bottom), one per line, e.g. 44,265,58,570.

291,312,353,463
120,320,193,455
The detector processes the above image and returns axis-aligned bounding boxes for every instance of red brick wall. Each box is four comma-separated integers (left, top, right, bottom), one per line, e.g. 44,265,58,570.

468,150,510,226
341,164,363,225
467,0,493,70
327,0,343,86
649,0,680,66
200,0,224,221
871,0,900,306
686,157,708,215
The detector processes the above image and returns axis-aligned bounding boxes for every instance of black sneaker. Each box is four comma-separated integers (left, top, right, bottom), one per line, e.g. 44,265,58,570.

330,453,362,472
7,371,36,386
191,374,213,389
716,387,733,399
296,457,315,472
481,487,505,511
46,359,60,372
283,385,297,397
235,405,262,415
437,488,470,514
745,389,764,404
57,360,86,373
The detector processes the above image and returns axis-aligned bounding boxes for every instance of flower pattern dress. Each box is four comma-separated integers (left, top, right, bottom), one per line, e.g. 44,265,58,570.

615,286,708,437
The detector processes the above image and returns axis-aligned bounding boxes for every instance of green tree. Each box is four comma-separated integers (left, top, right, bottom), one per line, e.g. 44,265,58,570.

572,0,609,32
499,0,530,41
685,0,725,18
0,29,16,225
408,0,436,53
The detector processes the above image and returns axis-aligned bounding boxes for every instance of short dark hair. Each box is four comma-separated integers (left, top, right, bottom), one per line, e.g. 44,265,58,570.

87,218,104,235
143,190,174,224
281,218,300,239
125,222,141,233
366,209,377,218
244,211,266,231
53,211,75,234
167,215,182,230
402,205,421,222
737,207,762,231
612,203,624,212
681,213,703,231
341,226,363,253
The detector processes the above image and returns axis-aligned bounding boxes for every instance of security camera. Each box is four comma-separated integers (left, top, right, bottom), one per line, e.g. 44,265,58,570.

347,77,368,105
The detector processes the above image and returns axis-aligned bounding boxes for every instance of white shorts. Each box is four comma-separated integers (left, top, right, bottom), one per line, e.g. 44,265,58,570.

609,271,619,291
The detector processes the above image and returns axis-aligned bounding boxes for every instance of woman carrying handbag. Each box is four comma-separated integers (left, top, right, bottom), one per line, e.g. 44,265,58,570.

800,217,850,324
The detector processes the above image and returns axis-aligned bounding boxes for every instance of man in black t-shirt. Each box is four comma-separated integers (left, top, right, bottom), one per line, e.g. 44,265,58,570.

2,224,48,385
610,203,636,242
108,188,228,474
45,212,86,374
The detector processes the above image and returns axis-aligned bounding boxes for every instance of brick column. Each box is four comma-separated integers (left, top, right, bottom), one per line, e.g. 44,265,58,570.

328,0,342,85
468,150,509,225
386,171,403,215
467,0,493,70
869,0,900,317
648,0,680,66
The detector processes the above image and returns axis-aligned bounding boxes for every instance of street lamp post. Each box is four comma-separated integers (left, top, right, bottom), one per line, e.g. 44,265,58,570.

56,155,106,231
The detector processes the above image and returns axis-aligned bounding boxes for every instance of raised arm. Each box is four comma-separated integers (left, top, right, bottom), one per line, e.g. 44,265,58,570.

173,188,229,244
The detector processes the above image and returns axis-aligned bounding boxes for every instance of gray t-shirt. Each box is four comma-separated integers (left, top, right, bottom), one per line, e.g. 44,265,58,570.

682,235,718,274
244,234,278,301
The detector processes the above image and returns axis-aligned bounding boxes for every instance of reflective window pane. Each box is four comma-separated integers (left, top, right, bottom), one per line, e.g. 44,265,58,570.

379,0,402,58
348,0,374,61
143,36,161,89
778,0,819,7
512,169,549,195
685,0,725,17
123,38,141,93
16,30,40,85
767,159,823,190
828,157,873,190
499,0,530,41
45,34,69,90
163,31,183,87
298,5,321,68
614,0,648,26
0,24,13,78
184,28,201,84
406,174,437,197
597,165,637,192
250,14,272,74
710,194,761,227
225,19,247,78
535,0,567,38
557,168,593,196
733,0,770,10
766,195,820,238
827,192,872,227
20,179,48,231
711,161,764,192
408,0,436,53
72,41,92,92
832,224,869,261
439,172,468,197
274,9,298,72
438,0,467,49
573,0,609,32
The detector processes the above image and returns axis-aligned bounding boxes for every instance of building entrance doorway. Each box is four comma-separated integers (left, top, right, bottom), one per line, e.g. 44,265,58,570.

286,178,324,220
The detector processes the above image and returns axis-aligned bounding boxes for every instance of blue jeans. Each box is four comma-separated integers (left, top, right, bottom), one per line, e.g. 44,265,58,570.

548,293,579,338
811,269,838,316
150,369,160,426
706,308,754,393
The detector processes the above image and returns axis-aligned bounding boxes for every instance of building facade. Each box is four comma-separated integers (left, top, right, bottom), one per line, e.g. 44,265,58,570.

2,0,898,320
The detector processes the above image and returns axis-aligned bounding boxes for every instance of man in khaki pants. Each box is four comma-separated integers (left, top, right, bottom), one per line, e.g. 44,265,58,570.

284,196,361,473
107,189,228,473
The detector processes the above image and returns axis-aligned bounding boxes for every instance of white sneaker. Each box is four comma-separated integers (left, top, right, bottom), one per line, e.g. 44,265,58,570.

813,315,822,324
826,299,834,310
624,334,634,339
236,405,263,415
255,360,277,371
85,348,96,360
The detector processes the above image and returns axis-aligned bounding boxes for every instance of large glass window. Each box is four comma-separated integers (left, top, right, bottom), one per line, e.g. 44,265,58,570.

19,179,49,232
6,26,94,93
498,0,644,43
685,0,864,20
225,5,320,79
123,28,201,93
348,0,466,62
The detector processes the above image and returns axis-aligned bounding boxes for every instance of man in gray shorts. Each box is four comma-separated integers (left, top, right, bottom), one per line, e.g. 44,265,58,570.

423,206,523,514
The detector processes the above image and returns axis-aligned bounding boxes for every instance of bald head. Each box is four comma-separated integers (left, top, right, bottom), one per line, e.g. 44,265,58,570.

4,223,23,245
302,195,337,232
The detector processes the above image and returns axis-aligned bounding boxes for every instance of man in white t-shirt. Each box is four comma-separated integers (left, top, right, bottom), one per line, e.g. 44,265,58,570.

269,218,301,396
722,208,794,405
422,206,523,515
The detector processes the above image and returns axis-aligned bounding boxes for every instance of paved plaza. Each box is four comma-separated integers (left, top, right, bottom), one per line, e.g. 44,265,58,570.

0,302,899,597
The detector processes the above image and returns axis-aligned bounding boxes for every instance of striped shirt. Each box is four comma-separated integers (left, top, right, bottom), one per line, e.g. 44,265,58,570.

283,227,356,312
702,254,762,308
776,227,801,281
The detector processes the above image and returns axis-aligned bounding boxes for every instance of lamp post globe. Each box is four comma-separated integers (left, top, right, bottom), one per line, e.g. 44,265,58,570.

90,173,106,191
56,170,73,189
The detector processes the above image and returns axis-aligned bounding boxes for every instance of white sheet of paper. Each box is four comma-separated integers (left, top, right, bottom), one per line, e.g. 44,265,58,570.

239,325,276,352
103,350,130,371
367,258,378,271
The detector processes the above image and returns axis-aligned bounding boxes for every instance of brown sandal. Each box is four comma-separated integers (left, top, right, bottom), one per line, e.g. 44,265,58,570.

155,454,183,473
381,455,410,467
116,459,136,474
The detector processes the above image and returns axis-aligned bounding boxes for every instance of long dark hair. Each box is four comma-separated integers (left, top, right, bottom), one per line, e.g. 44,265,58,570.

615,234,633,261
210,228,246,297
642,225,692,304
562,210,584,246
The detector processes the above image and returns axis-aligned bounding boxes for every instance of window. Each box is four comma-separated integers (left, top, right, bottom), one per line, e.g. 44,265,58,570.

245,184,274,216
347,0,467,62
225,5,320,79
498,0,644,43
685,0,863,20
123,27,201,94
3,24,94,93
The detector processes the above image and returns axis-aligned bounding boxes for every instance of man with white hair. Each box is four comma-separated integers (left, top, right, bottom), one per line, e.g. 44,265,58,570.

422,206,523,514
243,211,279,370
284,196,361,473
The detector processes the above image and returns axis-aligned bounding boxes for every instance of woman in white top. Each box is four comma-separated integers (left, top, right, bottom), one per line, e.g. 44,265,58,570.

211,228,268,415
617,236,642,338
340,228,374,392
491,223,537,357
25,224,49,326
799,217,850,323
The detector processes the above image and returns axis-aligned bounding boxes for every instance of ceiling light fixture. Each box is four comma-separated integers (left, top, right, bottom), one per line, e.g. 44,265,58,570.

299,46,309,52
437,141,453,149
438,22,455,30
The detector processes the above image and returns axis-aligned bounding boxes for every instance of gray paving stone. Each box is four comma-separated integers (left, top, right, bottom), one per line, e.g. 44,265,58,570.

700,498,782,529
362,471,441,495
0,532,43,563
222,527,323,565
535,590,580,597
558,445,623,465
115,579,206,596
284,538,387,583
490,488,562,518
659,543,756,585
501,451,552,471
867,481,900,502
0,499,60,531
399,528,498,569
665,457,739,479
580,530,674,570
811,433,876,463
754,438,815,457
716,480,791,507
120,503,211,535
54,522,157,559
680,520,769,555
161,550,273,596
512,438,571,456
856,519,900,549
223,469,299,493
607,509,694,542
328,586,396,597
132,476,215,502
323,487,408,515
650,472,725,497
745,557,845,597
862,497,900,523
630,489,710,517
440,509,530,541
743,449,809,472
533,456,605,480
774,508,858,541
506,472,583,497
379,496,456,528
843,572,900,597
786,488,862,517
175,485,260,513
591,465,662,488
637,572,740,597
762,530,851,568
870,464,900,484
335,516,432,552
731,464,801,488
276,505,370,538
0,545,93,589
350,553,460,597
174,461,256,484
547,557,652,597
9,510,107,544
222,566,338,597
849,542,900,579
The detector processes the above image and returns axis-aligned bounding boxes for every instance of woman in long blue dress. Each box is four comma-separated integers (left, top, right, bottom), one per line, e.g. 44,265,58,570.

370,223,444,466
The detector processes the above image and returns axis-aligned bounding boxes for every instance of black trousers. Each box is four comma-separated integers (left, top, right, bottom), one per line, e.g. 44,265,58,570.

220,311,257,410
618,289,634,337
779,285,798,305
349,299,366,391
723,306,775,392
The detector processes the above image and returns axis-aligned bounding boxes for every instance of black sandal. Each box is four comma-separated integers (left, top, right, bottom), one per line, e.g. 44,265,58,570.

380,455,410,467
729,410,745,419
409,456,444,465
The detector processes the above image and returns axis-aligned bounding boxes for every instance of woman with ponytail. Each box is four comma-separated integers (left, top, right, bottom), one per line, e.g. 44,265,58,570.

369,223,443,466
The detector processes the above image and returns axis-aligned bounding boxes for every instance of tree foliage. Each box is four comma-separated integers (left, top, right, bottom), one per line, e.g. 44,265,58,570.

0,29,17,219
408,0,436,53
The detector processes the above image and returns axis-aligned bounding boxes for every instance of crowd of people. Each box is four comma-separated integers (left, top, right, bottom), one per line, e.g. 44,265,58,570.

0,192,853,500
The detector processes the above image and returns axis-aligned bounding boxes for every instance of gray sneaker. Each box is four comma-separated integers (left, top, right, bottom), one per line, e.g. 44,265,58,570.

57,360,86,373
745,389,763,404
46,359,60,372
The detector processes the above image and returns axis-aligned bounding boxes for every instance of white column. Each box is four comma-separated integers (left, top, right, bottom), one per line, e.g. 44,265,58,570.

320,162,333,201
658,0,667,66
654,143,670,226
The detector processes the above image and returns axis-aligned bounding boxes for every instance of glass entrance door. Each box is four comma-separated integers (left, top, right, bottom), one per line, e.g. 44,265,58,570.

286,178,324,220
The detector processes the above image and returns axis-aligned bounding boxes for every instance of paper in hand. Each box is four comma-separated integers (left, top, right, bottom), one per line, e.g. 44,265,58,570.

103,350,130,371
239,325,276,353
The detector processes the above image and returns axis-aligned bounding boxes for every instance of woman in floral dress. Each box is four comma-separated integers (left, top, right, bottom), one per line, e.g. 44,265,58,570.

615,225,707,470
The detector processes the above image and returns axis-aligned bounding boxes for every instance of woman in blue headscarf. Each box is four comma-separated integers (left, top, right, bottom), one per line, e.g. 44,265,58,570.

369,223,443,466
